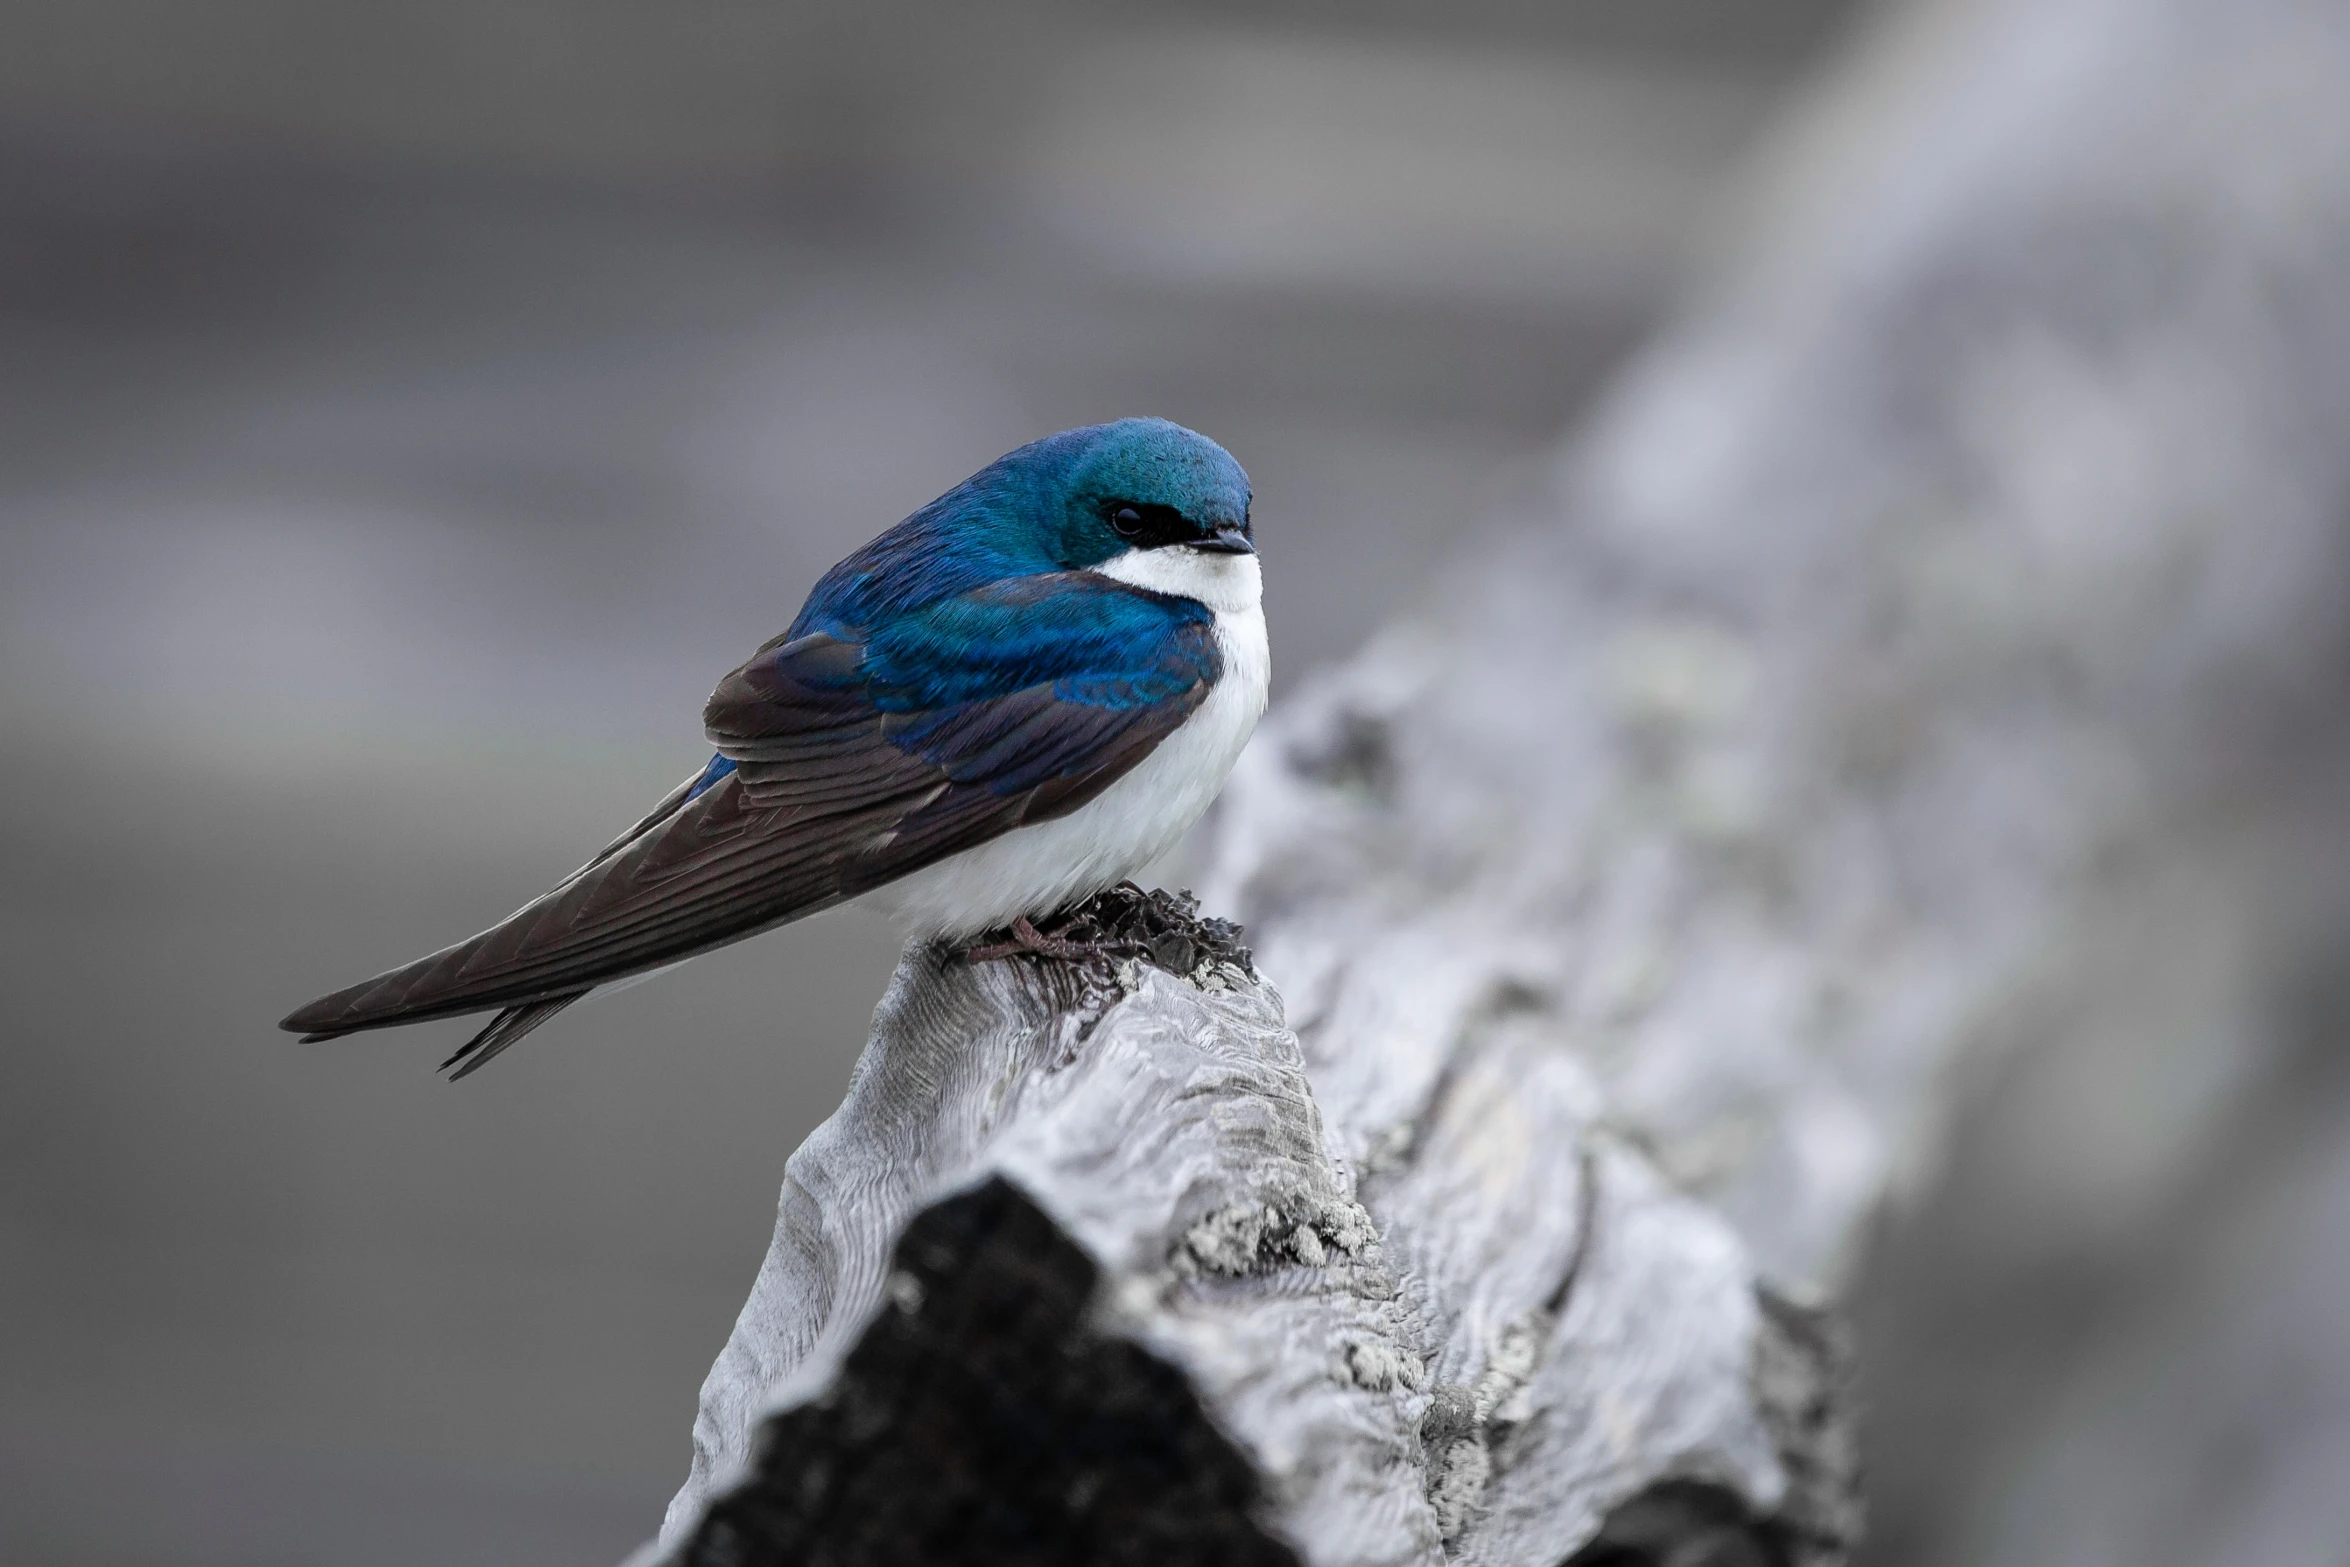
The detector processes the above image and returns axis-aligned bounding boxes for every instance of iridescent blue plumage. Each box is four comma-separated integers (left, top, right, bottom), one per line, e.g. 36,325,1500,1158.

683,752,736,802
853,579,1213,710
283,417,1261,1077
674,419,1241,809
790,418,1251,633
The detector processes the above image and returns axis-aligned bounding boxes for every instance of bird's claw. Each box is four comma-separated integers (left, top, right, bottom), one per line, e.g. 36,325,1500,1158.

964,913,1140,965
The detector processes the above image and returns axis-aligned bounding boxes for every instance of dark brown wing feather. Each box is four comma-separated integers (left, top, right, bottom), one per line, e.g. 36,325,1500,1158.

279,623,1215,1050
279,749,946,1041
441,994,586,1079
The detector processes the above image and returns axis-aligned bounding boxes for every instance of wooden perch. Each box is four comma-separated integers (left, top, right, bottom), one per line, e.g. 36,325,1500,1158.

636,894,1848,1566
633,0,2350,1560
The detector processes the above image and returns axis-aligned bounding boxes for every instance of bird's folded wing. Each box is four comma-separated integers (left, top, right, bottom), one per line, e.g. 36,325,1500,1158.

281,574,1219,1039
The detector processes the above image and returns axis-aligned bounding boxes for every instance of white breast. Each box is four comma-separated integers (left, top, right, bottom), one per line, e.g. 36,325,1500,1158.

877,547,1269,939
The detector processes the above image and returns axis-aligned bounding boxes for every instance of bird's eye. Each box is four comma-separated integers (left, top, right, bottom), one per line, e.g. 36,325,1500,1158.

1110,506,1145,538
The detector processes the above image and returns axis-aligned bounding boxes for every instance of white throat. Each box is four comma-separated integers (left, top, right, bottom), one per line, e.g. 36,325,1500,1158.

1088,544,1262,618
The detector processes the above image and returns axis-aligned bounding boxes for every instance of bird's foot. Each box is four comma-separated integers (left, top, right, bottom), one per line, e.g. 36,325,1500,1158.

964,913,1141,966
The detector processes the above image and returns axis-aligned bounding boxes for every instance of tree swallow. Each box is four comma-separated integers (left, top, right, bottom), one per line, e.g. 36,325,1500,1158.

281,418,1266,1077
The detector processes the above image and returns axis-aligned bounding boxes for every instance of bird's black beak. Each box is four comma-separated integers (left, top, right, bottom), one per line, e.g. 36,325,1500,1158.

1192,524,1255,555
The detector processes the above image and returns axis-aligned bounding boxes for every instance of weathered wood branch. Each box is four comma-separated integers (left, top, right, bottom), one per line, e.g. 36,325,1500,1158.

632,0,2350,1560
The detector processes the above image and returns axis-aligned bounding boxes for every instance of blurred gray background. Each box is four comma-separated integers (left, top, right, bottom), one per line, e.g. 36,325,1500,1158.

0,4,1867,1562
14,5,2349,1567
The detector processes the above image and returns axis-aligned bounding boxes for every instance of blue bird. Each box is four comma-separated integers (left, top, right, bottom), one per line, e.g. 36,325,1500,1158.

281,418,1266,1077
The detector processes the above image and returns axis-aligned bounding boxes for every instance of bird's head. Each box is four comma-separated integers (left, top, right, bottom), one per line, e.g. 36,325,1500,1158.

1030,418,1253,571
799,419,1257,632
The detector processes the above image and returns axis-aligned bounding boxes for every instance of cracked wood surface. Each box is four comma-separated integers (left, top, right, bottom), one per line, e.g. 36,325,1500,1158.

637,0,2350,1559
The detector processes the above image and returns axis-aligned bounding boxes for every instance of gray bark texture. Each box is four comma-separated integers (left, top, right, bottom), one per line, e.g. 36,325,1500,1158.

636,0,2350,1560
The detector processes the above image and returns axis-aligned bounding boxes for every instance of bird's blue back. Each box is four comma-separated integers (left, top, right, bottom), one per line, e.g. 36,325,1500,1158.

779,419,1249,715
